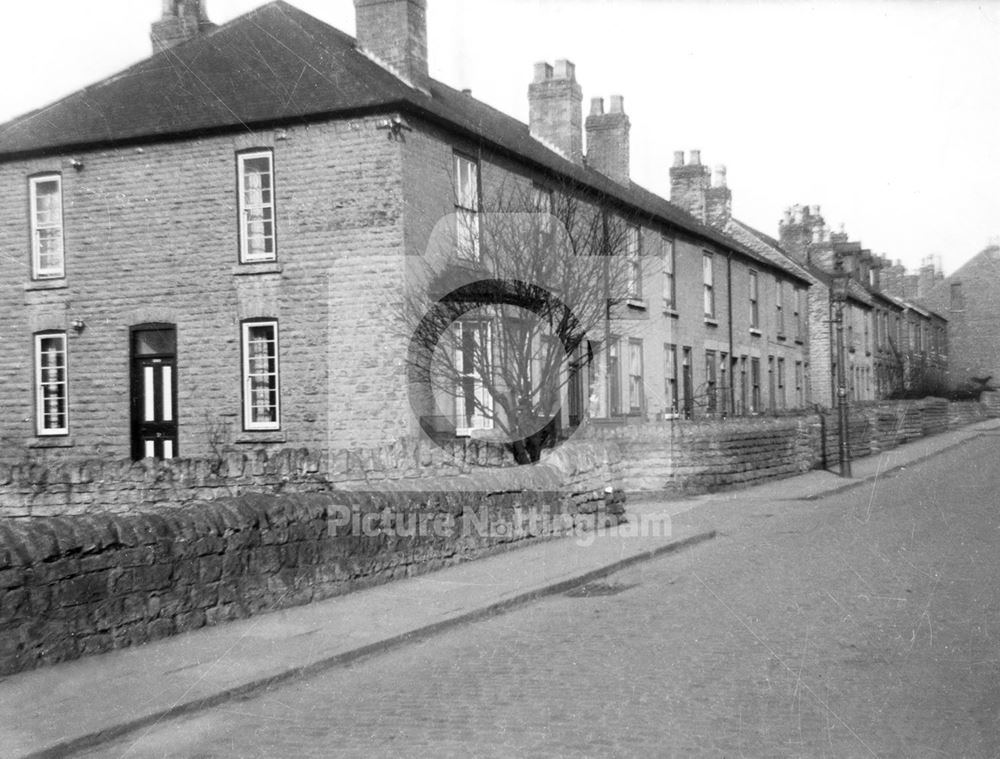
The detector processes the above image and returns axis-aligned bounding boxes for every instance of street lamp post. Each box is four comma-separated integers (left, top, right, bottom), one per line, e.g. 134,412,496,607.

832,260,853,478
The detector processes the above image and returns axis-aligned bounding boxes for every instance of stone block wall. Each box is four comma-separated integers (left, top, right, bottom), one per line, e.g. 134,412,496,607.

585,417,815,495
0,438,518,518
980,391,1000,418
0,457,624,676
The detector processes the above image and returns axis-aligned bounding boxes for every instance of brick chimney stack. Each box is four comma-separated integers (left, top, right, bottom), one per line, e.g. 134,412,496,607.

151,0,215,53
669,150,711,222
529,60,584,164
355,0,429,90
778,204,827,265
585,95,630,185
705,164,732,228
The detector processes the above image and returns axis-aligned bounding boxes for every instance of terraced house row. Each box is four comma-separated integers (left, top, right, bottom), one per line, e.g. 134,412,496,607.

0,0,943,466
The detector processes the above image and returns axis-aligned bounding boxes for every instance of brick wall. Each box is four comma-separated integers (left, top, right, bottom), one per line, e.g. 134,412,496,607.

0,480,615,674
584,417,815,494
0,118,411,464
982,391,1000,418
589,398,988,494
0,446,624,676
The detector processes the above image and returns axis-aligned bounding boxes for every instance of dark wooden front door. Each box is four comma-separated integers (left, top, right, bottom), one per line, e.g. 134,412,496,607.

131,326,177,460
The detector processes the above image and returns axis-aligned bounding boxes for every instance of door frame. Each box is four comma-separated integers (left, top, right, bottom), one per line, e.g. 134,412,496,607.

129,324,178,461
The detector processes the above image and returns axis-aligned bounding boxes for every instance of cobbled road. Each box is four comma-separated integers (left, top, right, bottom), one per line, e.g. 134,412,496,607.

85,434,1000,758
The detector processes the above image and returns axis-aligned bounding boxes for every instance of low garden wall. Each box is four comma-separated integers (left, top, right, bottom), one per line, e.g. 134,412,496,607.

587,398,990,495
0,452,624,675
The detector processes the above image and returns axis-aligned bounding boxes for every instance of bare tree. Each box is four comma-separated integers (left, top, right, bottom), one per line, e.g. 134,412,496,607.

402,178,638,464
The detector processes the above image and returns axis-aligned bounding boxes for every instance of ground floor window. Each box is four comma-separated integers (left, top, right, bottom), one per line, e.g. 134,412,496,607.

242,320,280,430
705,350,717,415
608,338,621,416
664,343,678,415
454,320,493,434
628,339,644,414
750,357,761,414
35,332,68,435
777,357,786,409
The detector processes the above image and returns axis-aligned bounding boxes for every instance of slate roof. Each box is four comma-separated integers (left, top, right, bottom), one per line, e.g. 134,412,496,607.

725,219,816,285
0,0,784,270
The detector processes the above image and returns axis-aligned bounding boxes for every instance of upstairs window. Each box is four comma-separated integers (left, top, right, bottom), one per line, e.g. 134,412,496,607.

776,280,785,335
35,333,68,435
242,320,280,430
238,150,276,262
749,270,759,328
703,252,715,318
662,237,676,309
626,226,642,299
454,153,480,260
30,175,65,279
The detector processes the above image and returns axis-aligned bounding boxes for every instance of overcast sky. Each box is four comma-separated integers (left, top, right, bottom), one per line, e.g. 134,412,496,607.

2,0,997,275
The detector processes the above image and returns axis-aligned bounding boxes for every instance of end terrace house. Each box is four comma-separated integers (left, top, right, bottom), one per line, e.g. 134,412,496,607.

0,0,810,466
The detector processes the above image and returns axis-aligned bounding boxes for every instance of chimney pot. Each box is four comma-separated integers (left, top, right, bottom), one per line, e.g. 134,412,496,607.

690,149,701,165
609,95,625,114
553,59,576,81
673,151,685,167
589,97,604,116
533,61,553,83
711,164,727,188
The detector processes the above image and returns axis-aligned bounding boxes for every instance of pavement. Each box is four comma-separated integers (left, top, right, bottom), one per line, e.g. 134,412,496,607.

2,418,998,759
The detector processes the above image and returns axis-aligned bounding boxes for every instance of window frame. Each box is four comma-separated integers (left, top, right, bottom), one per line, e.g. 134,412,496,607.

241,319,281,431
662,236,676,310
626,225,642,300
703,252,715,318
454,319,494,435
236,149,277,264
608,337,622,417
664,342,678,415
29,174,65,280
777,357,786,409
627,338,644,414
34,331,69,436
705,349,717,415
454,151,481,260
749,269,759,329
776,279,785,336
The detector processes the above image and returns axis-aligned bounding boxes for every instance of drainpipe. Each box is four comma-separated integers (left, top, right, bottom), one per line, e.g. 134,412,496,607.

727,251,735,414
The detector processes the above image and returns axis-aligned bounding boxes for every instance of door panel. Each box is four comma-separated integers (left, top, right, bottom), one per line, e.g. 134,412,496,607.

131,327,178,460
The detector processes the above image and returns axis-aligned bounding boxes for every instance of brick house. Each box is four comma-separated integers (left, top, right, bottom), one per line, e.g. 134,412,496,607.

777,204,947,401
0,0,810,466
919,245,999,392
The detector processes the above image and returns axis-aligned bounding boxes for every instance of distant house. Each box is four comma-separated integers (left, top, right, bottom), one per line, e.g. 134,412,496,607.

668,158,813,411
777,204,947,400
0,0,817,466
920,245,1000,392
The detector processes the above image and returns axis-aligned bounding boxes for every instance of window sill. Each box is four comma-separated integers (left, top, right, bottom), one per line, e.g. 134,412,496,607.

777,334,787,342
232,262,283,276
29,436,74,448
749,328,762,337
704,317,719,327
626,298,647,311
234,431,286,444
24,279,68,292
794,338,804,345
663,306,679,318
